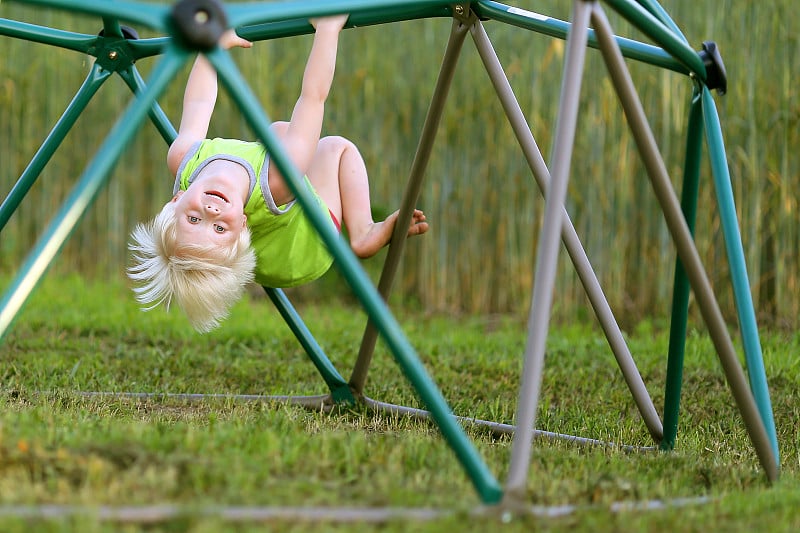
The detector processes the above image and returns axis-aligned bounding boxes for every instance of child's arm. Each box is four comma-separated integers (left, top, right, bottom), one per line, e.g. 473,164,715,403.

268,15,348,193
167,30,252,176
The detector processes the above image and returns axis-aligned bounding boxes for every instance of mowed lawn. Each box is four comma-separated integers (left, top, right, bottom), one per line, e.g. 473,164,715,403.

1,274,799,532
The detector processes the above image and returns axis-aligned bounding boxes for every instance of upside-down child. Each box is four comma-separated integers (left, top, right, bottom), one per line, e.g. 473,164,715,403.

128,15,428,332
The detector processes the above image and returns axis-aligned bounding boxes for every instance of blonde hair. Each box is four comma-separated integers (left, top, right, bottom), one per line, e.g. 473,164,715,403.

127,202,256,332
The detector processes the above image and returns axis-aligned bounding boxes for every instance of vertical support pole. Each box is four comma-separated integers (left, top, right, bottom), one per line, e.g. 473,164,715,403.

701,86,779,461
0,63,111,231
661,90,703,450
264,287,355,404
0,48,187,342
349,16,472,394
100,17,124,38
591,5,778,480
470,19,663,443
505,0,593,498
211,47,503,504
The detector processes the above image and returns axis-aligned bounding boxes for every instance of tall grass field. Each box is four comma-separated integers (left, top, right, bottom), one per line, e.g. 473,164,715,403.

1,0,799,324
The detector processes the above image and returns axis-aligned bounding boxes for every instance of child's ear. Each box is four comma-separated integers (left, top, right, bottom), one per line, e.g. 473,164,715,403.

170,191,185,203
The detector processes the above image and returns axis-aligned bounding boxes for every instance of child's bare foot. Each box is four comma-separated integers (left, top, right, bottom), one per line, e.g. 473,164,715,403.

350,209,429,258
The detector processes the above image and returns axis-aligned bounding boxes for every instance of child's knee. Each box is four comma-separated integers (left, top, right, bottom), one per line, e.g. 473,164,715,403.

319,135,356,156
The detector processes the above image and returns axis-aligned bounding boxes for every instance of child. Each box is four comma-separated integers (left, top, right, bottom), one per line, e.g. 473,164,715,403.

128,15,428,332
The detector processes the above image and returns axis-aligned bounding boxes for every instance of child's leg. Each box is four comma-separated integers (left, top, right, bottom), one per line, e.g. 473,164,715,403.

306,136,428,258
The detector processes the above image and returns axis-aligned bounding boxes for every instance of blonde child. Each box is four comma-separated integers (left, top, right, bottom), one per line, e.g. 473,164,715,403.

128,15,428,332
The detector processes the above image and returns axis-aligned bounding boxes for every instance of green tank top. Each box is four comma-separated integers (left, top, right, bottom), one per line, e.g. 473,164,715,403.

174,138,334,287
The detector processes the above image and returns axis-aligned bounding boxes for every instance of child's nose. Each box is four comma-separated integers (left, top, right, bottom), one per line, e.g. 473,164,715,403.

204,204,220,213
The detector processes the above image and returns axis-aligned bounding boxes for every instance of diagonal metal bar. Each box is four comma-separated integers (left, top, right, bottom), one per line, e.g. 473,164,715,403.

591,4,778,481
0,62,111,232
264,287,355,404
700,86,779,462
504,0,593,498
349,16,471,394
604,0,705,78
0,47,188,342
117,65,178,146
469,19,663,443
631,0,688,42
207,46,503,504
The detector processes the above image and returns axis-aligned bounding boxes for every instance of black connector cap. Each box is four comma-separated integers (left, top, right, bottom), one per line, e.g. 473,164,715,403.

698,41,727,95
170,0,228,51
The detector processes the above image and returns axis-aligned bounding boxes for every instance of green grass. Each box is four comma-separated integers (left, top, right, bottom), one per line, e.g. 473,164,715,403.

1,274,799,532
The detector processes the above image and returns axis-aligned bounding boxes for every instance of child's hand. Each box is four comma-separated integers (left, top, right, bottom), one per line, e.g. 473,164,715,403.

219,29,252,50
310,14,348,33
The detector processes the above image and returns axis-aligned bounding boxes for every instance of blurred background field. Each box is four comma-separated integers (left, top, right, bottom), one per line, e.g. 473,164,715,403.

1,0,798,328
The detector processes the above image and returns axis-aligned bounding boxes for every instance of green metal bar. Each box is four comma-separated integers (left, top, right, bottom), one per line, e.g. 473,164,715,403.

207,47,503,504
0,18,95,53
473,0,686,75
264,287,355,404
701,86,779,462
0,62,111,232
0,16,168,63
0,47,188,342
661,90,703,451
237,4,451,42
128,37,171,61
604,0,706,79
101,17,124,39
226,0,453,28
10,0,167,32
117,65,178,146
0,18,167,60
632,0,687,43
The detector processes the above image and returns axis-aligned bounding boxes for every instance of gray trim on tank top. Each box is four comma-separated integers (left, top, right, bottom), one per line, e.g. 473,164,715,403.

173,141,295,216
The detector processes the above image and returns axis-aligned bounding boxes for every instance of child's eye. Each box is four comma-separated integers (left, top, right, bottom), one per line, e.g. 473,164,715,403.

215,225,225,233
188,216,200,223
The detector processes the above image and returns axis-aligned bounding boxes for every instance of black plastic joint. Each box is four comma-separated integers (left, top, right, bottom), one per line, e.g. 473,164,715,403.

170,0,228,51
98,25,140,40
698,41,727,95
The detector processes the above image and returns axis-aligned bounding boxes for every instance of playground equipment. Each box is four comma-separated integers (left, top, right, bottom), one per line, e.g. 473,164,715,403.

0,0,779,506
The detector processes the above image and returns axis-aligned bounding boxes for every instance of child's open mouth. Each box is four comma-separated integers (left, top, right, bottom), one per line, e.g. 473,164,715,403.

204,191,229,203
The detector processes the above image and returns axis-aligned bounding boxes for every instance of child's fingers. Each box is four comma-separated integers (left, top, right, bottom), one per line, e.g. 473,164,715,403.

220,29,252,49
310,14,348,31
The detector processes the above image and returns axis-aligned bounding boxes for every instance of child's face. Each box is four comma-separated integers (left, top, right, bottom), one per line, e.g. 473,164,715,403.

170,179,247,249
